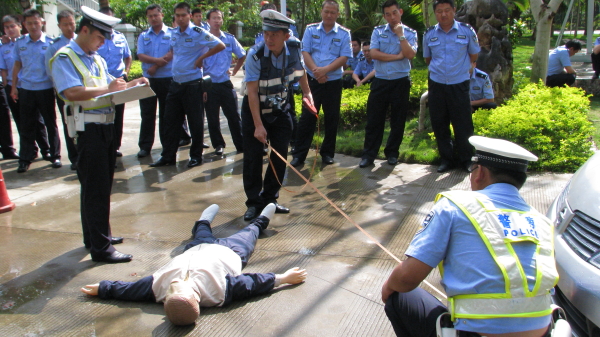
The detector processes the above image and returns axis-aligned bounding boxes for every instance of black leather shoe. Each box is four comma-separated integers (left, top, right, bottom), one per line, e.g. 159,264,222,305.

51,159,62,168
290,158,304,167
187,158,202,168
3,152,19,160
137,149,150,158
92,250,133,263
150,157,176,167
387,157,398,165
437,161,454,173
42,153,52,161
115,150,123,157
84,237,124,249
215,146,224,156
359,158,373,168
274,203,290,214
70,163,77,170
179,139,191,147
17,162,30,173
203,143,209,148
322,156,334,165
244,206,258,221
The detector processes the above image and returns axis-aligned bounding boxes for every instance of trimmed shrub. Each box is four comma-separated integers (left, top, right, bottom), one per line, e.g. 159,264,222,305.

128,60,143,81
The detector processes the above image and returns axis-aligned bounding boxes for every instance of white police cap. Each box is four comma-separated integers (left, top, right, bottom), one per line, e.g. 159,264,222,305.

80,6,120,40
469,136,538,172
260,9,295,32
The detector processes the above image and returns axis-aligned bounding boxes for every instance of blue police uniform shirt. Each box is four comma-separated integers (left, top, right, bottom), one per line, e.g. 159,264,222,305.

244,40,305,83
406,183,551,334
137,24,173,78
45,34,76,79
595,37,600,46
0,40,17,86
353,58,374,78
13,33,54,90
97,30,131,78
169,25,221,83
51,40,114,117
470,68,494,101
302,22,353,81
203,30,245,83
547,46,572,76
371,24,418,80
346,50,363,70
423,20,480,84
289,24,299,39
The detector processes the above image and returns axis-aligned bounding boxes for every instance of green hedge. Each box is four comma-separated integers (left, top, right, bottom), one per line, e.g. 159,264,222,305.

128,60,143,81
473,82,594,172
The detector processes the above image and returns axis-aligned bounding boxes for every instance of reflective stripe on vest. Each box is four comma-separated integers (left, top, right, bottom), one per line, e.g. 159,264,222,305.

435,191,559,321
49,46,113,110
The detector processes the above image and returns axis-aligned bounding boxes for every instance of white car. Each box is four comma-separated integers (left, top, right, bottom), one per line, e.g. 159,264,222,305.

546,151,600,337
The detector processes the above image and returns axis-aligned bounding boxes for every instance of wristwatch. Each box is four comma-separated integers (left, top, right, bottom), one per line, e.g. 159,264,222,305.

399,36,406,41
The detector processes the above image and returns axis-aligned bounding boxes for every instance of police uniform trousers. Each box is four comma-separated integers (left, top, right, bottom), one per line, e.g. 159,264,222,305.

362,77,410,161
138,77,174,152
56,95,78,164
546,73,576,88
17,88,61,164
472,102,497,112
161,80,205,161
428,79,474,166
292,77,342,161
241,95,292,208
592,52,600,76
205,80,244,152
113,75,127,152
3,84,50,156
0,83,17,157
77,122,117,258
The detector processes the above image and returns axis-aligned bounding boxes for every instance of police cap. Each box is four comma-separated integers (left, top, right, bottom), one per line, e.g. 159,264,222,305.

260,9,294,32
469,136,538,172
80,6,120,40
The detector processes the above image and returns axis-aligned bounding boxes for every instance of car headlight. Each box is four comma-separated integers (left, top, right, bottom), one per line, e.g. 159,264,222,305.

552,181,571,227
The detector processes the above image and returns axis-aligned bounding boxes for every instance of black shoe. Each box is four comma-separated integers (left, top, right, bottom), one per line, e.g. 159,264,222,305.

215,146,224,156
84,237,124,249
91,250,133,263
387,157,398,165
359,158,373,168
3,152,19,160
593,73,599,80
51,159,62,168
150,157,176,167
322,156,334,165
244,206,258,221
274,203,290,214
17,161,30,173
187,158,202,168
137,149,150,158
42,153,52,161
70,163,77,170
437,161,454,173
115,150,123,157
203,143,209,148
179,139,191,147
290,158,304,167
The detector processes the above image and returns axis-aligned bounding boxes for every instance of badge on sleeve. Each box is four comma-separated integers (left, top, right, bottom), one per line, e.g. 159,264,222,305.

416,211,435,235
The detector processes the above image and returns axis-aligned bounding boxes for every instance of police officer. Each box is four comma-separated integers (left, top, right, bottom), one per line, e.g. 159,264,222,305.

203,8,245,155
49,6,148,262
592,36,600,79
423,0,480,173
241,9,314,221
546,40,580,88
0,70,18,160
150,2,225,168
469,61,497,111
45,10,79,170
97,7,132,158
382,136,558,337
342,36,362,88
11,9,62,173
352,41,375,86
359,0,417,168
286,8,300,38
291,0,352,167
191,8,210,30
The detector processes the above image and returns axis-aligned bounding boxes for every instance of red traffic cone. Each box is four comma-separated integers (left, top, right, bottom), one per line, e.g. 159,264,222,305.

0,168,15,213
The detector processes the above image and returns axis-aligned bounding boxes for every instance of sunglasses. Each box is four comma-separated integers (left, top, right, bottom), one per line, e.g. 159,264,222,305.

467,162,479,173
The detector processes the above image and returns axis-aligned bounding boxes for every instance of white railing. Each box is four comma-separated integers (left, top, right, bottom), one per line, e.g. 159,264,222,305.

58,0,99,12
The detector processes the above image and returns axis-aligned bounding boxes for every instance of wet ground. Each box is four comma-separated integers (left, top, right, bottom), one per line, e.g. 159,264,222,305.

0,74,572,336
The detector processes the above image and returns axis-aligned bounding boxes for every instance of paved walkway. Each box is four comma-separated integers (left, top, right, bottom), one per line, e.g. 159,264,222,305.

0,76,572,336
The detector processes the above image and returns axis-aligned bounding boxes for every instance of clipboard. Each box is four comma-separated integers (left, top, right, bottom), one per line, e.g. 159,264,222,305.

96,84,156,105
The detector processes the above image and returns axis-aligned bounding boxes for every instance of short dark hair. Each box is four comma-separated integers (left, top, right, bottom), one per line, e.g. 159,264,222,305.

260,3,277,11
2,15,20,26
175,2,191,13
286,8,292,14
487,166,528,190
57,10,74,23
322,0,339,10
362,41,370,46
381,0,400,12
433,0,455,11
77,17,100,35
23,9,42,20
146,4,163,14
206,8,222,21
99,7,114,15
565,40,582,51
191,8,202,15
351,36,361,45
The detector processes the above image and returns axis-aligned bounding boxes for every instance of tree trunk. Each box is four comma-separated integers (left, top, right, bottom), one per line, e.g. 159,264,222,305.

423,0,430,27
99,0,110,9
343,0,351,25
530,0,564,83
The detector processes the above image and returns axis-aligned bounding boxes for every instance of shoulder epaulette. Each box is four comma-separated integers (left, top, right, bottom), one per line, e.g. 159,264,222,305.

425,25,436,34
338,25,351,33
306,23,319,28
475,71,488,79
16,36,25,41
224,31,234,37
53,36,62,43
404,26,416,33
287,37,302,49
255,32,263,38
458,22,471,28
192,26,205,34
375,24,385,29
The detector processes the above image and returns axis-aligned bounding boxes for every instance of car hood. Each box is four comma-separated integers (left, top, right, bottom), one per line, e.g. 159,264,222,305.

567,151,600,220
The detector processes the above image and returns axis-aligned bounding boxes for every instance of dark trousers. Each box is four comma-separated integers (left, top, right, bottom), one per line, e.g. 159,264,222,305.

0,83,17,157
4,85,50,156
113,75,128,151
428,79,474,165
77,123,117,258
205,80,243,152
385,288,447,337
342,73,355,88
17,88,61,163
472,102,497,112
56,96,78,164
138,77,172,152
362,77,410,161
161,80,204,161
546,73,576,88
241,96,292,208
293,77,342,161
592,52,600,75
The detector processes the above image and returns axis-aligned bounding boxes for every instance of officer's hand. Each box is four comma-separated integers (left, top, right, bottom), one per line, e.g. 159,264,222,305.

10,86,18,101
393,23,404,38
356,80,362,87
108,78,127,92
254,125,267,144
316,75,328,84
312,67,327,80
194,57,204,69
81,283,99,296
0,35,9,45
155,58,168,67
381,280,395,303
131,77,149,87
148,65,158,76
302,93,315,109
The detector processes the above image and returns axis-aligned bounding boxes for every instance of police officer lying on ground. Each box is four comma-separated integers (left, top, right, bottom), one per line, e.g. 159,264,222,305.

382,136,559,337
81,203,308,326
